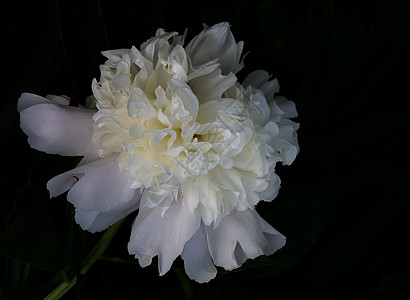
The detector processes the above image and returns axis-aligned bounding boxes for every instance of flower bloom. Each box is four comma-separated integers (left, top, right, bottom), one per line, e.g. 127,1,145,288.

18,22,299,283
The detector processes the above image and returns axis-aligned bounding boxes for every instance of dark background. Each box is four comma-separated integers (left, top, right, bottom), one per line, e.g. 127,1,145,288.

1,0,410,299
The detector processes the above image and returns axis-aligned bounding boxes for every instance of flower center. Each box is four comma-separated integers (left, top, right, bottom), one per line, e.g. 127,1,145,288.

89,36,282,225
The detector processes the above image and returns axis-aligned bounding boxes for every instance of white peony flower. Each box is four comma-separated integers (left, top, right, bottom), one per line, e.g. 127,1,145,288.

18,22,299,283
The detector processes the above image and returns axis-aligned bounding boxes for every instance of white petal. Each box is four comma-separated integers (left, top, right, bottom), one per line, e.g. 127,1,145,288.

186,22,243,75
269,96,300,165
75,189,141,233
167,79,199,121
77,144,101,167
18,93,50,112
47,156,136,212
242,70,270,90
17,93,70,112
243,71,280,101
259,78,280,101
128,197,200,276
189,68,236,103
256,213,286,255
46,171,83,198
249,92,270,126
101,48,130,61
270,96,298,120
45,94,71,105
258,172,281,201
19,102,95,156
181,222,217,283
206,209,285,270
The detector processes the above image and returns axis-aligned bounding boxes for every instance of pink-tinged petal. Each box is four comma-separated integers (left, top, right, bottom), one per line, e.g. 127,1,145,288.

19,102,95,156
45,94,71,105
206,209,285,270
18,93,50,112
186,22,243,75
77,144,101,167
67,156,134,212
75,189,141,233
17,93,70,112
47,156,136,212
181,222,217,283
46,170,84,198
128,193,201,276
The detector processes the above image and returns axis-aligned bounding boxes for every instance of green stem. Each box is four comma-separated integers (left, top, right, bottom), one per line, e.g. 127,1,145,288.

43,275,77,300
44,219,125,300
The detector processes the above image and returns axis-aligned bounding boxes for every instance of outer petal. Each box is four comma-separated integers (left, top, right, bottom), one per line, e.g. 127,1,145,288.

269,96,300,165
206,209,285,270
128,194,201,276
242,70,280,101
47,156,136,212
17,93,70,112
181,222,217,283
186,22,243,75
19,96,95,156
242,70,271,90
75,189,141,233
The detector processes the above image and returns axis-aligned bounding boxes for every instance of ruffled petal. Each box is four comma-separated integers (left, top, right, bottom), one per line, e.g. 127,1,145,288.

243,70,280,101
242,70,271,90
75,189,141,233
186,22,243,75
19,97,95,156
47,156,136,212
181,222,217,283
269,96,300,165
189,68,236,103
248,92,270,126
206,209,285,270
128,194,201,276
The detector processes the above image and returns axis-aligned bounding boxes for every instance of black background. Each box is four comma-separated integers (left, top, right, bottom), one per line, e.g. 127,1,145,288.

1,0,410,299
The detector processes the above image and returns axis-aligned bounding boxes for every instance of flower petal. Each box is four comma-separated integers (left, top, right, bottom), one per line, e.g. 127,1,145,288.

188,68,236,103
243,70,280,101
45,94,71,105
47,156,136,212
19,99,95,156
242,70,271,90
46,170,84,198
181,222,217,283
206,209,285,270
128,194,201,276
75,189,141,233
186,22,243,75
17,93,70,112
269,96,300,165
